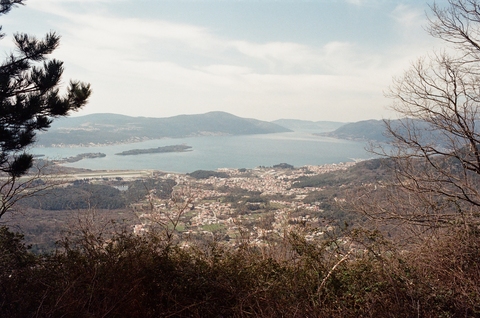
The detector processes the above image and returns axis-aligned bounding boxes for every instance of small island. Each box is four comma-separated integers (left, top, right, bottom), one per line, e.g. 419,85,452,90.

64,152,106,163
115,144,192,156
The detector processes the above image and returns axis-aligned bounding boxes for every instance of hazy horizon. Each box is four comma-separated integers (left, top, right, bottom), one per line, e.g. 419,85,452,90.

0,0,447,122
62,110,353,124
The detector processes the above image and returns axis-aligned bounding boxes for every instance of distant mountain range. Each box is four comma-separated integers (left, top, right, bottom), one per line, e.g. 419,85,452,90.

36,112,291,146
320,119,451,146
35,111,405,147
271,119,345,132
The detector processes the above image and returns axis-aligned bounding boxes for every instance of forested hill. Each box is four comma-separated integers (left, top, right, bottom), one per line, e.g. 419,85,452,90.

37,111,291,146
319,119,388,142
319,119,438,143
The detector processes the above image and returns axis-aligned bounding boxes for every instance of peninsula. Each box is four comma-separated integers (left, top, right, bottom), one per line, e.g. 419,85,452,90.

63,152,106,163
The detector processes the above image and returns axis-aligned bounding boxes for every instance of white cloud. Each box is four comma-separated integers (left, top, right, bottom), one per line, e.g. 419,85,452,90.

231,41,311,62
1,0,437,121
198,65,252,76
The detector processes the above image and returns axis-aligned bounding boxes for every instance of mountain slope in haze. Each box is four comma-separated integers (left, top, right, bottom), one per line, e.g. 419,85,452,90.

320,119,446,146
37,111,291,146
272,119,345,132
320,119,388,142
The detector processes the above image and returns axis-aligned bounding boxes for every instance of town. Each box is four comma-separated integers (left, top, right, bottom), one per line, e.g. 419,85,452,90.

127,162,357,246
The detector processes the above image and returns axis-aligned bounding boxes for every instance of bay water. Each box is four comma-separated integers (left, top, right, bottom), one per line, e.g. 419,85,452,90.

31,132,372,173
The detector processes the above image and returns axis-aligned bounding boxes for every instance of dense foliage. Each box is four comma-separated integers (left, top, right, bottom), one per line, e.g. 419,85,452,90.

17,178,177,210
123,178,176,202
1,226,479,317
18,184,126,210
292,159,390,188
188,170,229,179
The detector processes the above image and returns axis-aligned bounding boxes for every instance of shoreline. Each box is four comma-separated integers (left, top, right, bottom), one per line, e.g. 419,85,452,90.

33,136,163,148
46,161,357,181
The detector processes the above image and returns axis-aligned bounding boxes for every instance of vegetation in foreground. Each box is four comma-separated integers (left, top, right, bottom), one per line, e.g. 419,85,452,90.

1,224,479,318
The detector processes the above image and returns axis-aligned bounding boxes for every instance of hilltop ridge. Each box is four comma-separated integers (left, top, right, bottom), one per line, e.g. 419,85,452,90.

38,111,422,147
37,111,291,147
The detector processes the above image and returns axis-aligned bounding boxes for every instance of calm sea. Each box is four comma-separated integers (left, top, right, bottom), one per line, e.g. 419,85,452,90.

31,132,372,173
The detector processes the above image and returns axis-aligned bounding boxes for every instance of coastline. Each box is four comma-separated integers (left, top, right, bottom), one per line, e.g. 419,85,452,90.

32,132,371,173
41,161,357,181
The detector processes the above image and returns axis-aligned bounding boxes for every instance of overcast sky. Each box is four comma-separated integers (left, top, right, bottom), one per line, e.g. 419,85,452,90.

1,0,447,122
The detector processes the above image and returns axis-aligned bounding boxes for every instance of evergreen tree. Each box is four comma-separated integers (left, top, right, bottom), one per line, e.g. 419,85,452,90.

0,0,91,178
